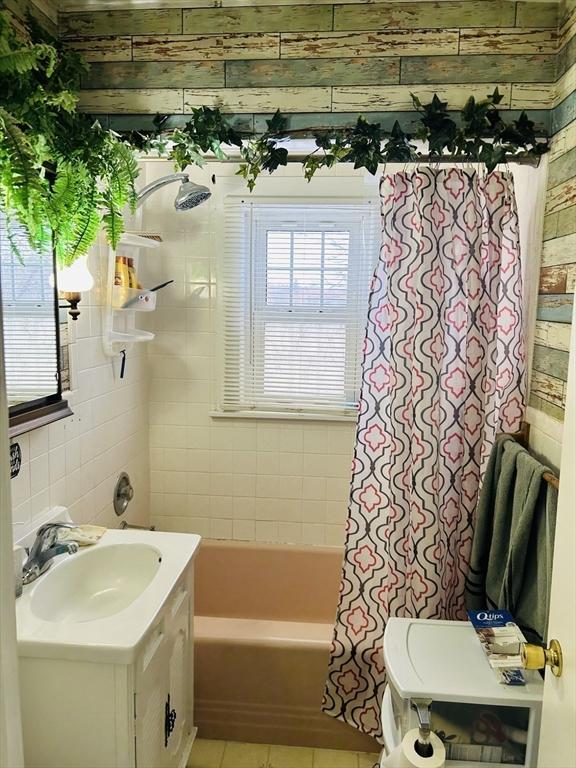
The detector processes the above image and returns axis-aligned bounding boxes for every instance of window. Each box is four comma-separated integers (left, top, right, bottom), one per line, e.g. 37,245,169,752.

219,202,380,417
0,212,71,435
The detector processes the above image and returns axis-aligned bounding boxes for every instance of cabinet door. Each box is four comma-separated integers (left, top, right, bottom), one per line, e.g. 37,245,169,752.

166,585,191,766
135,624,170,768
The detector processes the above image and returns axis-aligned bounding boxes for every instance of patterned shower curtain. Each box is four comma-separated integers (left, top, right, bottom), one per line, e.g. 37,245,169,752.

323,168,525,741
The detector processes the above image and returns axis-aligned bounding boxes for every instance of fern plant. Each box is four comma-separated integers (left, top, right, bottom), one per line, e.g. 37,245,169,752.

0,9,139,267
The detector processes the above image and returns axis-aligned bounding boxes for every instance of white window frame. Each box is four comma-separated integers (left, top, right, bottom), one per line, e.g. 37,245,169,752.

215,199,380,421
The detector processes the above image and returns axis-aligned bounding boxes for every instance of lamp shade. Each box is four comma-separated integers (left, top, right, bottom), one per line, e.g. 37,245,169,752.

57,256,94,293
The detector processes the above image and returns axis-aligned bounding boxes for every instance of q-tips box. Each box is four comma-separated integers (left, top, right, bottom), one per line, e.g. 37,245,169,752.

382,618,543,767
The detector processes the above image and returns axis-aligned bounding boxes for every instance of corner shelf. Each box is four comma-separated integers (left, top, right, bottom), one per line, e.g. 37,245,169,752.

102,232,160,359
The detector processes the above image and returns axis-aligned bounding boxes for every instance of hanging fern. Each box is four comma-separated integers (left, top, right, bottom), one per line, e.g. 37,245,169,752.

0,9,138,266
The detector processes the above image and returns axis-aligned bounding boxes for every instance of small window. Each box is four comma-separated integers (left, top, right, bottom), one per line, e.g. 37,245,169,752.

0,213,71,435
219,202,380,417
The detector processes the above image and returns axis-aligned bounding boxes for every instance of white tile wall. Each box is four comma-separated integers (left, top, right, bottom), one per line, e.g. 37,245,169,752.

526,405,564,472
141,161,377,545
9,234,150,540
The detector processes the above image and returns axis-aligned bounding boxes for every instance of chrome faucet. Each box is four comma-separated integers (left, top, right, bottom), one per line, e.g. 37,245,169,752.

22,522,79,585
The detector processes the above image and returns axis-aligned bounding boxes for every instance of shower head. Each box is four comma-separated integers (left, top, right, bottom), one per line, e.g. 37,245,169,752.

174,179,211,210
136,173,211,210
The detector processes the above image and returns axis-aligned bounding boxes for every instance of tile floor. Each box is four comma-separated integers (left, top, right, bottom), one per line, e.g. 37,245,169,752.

188,739,381,768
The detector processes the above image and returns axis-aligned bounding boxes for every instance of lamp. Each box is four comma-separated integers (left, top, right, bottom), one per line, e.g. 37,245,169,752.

57,256,94,320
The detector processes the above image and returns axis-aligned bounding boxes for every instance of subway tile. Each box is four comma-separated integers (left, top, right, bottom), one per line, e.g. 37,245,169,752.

278,452,304,476
211,518,233,539
210,496,234,517
233,474,256,497
132,33,279,62
277,521,302,544
303,477,327,500
232,451,257,474
255,520,278,542
257,452,280,475
11,464,31,509
233,497,256,519
281,29,459,59
325,525,347,547
232,519,256,541
186,472,211,495
29,489,51,522
183,5,332,34
210,473,235,496
302,500,327,523
29,426,49,459
326,500,348,524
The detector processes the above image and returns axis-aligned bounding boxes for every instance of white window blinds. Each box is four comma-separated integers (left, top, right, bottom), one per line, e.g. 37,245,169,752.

0,213,59,407
220,202,381,417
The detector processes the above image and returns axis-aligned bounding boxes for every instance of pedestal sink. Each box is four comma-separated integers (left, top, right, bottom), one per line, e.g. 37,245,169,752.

30,543,162,623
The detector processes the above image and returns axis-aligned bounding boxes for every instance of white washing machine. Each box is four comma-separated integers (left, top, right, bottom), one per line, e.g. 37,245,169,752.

381,619,544,768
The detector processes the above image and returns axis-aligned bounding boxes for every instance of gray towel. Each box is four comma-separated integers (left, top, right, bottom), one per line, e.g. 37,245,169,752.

465,435,558,644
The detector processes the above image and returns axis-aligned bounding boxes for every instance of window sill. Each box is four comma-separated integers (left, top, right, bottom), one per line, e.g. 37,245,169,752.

210,410,357,423
9,399,73,438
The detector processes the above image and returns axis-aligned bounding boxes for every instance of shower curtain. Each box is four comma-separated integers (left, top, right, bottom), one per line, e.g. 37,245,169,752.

323,167,525,741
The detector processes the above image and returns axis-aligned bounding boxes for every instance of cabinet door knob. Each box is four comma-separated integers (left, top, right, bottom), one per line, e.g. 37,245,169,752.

164,694,177,747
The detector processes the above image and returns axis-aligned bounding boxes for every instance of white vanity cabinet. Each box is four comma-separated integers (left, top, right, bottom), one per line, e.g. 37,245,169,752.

135,579,194,768
16,530,200,768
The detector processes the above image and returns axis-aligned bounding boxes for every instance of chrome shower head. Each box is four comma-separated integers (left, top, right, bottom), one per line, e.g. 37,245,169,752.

136,173,211,210
174,180,211,210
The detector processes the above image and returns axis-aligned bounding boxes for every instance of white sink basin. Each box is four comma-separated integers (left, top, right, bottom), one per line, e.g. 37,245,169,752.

30,543,162,623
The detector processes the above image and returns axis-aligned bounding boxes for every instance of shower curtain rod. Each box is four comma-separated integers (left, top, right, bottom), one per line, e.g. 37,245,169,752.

508,422,560,489
208,153,541,167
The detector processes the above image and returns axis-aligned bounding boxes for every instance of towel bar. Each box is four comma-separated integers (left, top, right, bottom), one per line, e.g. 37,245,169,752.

505,422,560,490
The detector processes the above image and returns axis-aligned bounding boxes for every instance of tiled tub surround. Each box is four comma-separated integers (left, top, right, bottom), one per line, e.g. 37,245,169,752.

62,0,561,127
139,160,372,546
194,539,379,753
9,235,150,539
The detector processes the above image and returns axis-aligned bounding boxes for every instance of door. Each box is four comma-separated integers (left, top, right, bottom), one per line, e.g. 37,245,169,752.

165,585,191,767
0,288,24,767
537,300,576,767
135,624,170,768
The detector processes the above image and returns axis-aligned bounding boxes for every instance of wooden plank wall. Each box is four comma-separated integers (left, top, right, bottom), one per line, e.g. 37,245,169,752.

2,0,58,36
58,0,561,129
530,0,575,421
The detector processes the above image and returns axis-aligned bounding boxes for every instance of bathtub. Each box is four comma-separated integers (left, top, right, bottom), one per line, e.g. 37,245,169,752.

194,539,379,752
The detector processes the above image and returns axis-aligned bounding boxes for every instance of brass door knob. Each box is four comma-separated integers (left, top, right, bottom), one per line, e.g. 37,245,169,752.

522,639,563,677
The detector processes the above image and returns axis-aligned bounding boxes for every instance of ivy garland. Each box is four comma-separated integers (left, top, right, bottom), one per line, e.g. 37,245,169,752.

0,10,549,267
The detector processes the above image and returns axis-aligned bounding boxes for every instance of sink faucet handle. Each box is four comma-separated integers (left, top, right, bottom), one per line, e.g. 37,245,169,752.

36,522,76,547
